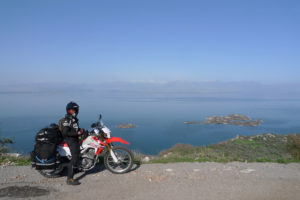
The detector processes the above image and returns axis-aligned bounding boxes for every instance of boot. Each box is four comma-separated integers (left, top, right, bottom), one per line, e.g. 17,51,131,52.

66,178,80,185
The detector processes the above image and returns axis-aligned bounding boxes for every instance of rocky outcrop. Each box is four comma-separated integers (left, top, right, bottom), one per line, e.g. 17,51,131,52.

2,153,21,158
184,121,201,124
116,124,137,129
205,114,263,127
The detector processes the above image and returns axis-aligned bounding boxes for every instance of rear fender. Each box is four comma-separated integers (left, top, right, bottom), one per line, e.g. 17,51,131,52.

106,137,129,145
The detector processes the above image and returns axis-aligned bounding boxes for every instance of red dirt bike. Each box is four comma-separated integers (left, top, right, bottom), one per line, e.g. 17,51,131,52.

38,114,134,178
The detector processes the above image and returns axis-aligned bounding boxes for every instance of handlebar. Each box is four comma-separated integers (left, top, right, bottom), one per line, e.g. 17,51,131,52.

91,114,104,128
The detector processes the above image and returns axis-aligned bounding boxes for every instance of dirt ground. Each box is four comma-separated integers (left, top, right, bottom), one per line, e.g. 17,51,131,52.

1,162,300,200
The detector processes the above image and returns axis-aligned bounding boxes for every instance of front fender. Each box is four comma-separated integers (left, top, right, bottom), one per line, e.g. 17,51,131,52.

106,137,130,145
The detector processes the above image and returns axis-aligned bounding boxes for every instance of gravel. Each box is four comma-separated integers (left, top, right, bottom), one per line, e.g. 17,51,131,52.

1,162,300,200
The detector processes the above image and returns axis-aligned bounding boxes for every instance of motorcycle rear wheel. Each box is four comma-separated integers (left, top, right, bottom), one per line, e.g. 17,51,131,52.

104,146,134,174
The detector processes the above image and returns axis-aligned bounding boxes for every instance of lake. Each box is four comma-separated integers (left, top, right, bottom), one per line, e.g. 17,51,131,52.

1,93,300,155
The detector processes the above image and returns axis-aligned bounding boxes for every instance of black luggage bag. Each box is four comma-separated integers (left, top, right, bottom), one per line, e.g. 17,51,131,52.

31,124,62,169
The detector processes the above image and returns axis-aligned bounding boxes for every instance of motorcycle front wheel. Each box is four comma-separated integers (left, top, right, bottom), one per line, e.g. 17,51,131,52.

104,146,134,174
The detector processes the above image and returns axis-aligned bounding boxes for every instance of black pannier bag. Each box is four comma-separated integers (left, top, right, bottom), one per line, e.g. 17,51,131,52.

31,123,62,169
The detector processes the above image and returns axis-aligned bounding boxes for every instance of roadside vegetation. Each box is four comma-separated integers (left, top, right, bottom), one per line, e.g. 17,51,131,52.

0,155,31,166
140,133,300,164
1,129,300,166
0,124,31,166
286,134,300,160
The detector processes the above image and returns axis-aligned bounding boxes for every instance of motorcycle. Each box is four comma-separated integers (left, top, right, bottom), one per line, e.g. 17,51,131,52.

38,114,134,178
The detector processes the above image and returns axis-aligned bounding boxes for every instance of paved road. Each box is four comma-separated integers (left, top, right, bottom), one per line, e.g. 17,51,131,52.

1,162,300,200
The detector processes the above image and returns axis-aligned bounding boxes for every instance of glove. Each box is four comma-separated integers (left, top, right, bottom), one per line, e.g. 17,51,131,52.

78,128,85,135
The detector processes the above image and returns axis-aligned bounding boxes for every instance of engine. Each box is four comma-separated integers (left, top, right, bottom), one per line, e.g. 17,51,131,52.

80,148,95,171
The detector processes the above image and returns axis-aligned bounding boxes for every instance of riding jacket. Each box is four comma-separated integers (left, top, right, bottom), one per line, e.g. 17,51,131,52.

61,114,80,140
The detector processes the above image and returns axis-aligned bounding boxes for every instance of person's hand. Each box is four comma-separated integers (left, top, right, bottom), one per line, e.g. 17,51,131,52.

78,128,84,135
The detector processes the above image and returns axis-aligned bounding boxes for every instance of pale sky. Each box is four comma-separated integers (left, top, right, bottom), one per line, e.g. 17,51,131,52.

0,0,299,85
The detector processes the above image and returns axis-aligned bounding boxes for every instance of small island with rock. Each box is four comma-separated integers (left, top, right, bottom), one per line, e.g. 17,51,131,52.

116,123,137,129
205,114,263,127
184,121,201,125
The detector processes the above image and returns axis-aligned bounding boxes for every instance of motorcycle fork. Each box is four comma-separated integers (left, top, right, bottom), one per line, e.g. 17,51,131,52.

106,144,119,163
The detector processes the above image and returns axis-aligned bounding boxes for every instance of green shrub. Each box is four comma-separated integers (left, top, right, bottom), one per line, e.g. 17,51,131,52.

160,143,195,156
287,134,300,159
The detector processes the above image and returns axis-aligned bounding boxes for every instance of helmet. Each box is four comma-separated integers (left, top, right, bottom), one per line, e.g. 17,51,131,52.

66,101,79,116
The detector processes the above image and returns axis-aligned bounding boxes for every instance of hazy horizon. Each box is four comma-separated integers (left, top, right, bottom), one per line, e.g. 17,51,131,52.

1,80,300,100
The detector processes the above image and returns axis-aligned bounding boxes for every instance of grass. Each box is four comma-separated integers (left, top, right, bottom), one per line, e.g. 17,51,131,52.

0,155,31,166
146,133,300,164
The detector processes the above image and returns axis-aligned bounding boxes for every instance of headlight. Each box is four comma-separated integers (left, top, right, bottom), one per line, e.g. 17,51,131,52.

101,126,111,138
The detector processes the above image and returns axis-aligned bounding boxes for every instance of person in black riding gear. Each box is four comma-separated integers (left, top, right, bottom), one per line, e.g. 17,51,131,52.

61,101,84,186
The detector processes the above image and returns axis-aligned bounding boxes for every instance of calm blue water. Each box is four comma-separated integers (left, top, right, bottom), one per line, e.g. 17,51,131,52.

1,93,300,155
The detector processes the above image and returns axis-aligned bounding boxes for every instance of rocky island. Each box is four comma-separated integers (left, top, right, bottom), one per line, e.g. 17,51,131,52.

116,123,137,129
184,121,201,124
205,114,263,127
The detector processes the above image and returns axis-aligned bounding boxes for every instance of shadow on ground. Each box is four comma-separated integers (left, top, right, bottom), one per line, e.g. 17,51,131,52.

74,163,141,181
0,186,49,198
